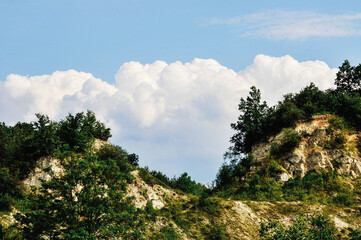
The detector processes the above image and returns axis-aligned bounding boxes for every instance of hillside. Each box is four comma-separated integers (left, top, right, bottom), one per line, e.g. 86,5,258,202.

1,61,361,239
0,113,360,239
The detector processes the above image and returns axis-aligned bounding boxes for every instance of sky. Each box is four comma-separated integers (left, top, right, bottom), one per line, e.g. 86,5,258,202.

1,0,361,183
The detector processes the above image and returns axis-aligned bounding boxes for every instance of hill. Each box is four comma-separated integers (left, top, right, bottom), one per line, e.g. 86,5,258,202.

0,115,360,239
1,60,361,239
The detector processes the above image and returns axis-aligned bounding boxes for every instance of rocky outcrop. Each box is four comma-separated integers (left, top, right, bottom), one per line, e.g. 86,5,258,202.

23,156,62,190
127,170,183,210
23,139,109,190
251,114,361,180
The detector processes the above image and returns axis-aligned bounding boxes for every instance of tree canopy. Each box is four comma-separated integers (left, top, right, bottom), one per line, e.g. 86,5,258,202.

16,152,142,239
335,59,361,96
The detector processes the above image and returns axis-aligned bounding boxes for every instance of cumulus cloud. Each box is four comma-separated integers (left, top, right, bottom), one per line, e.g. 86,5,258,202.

0,55,338,183
205,10,361,40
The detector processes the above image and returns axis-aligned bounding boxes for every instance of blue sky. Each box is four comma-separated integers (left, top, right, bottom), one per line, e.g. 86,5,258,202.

1,0,361,183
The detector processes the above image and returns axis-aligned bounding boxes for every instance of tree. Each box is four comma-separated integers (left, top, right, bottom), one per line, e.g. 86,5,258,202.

335,60,361,96
57,111,112,152
227,86,269,156
16,152,143,239
32,114,58,158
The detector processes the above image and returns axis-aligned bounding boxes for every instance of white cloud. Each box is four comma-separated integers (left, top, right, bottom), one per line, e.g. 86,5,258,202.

0,55,338,183
205,10,361,40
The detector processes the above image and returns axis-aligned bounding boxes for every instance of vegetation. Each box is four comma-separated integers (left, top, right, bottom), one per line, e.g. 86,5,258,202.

139,167,209,197
15,153,142,239
210,60,361,234
226,60,361,160
270,129,302,157
259,214,337,240
0,111,148,239
1,59,361,238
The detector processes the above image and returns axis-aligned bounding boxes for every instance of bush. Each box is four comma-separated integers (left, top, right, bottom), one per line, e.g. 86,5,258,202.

128,153,139,166
198,196,222,216
349,228,361,240
0,193,13,212
260,214,336,240
97,144,134,174
332,192,355,207
202,223,230,240
150,170,172,187
270,129,301,157
173,172,208,196
160,226,180,240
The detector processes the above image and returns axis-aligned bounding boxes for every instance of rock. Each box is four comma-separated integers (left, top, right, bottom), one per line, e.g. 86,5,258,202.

278,172,291,182
289,149,304,164
23,156,63,190
251,115,361,180
283,161,290,170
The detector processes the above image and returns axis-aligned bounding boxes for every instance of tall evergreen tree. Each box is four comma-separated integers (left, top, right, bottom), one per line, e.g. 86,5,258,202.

335,60,361,96
227,86,269,157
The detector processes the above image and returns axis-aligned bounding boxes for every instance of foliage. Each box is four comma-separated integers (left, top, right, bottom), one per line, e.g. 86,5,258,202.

57,110,111,152
143,168,209,196
159,226,180,240
220,60,361,200
15,152,143,239
128,153,140,166
97,144,135,176
335,60,361,96
348,228,361,240
201,223,230,240
173,172,208,196
215,154,252,190
0,110,112,203
227,86,269,157
197,196,222,216
324,116,347,149
283,170,355,206
139,167,169,188
259,214,337,240
270,129,301,157
149,170,173,187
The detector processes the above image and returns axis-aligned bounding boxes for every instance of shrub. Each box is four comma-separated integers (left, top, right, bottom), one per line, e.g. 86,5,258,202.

97,144,134,174
160,226,180,240
332,192,355,207
260,214,336,240
202,223,230,240
270,129,301,157
198,196,222,216
173,172,208,196
0,193,13,212
349,228,361,240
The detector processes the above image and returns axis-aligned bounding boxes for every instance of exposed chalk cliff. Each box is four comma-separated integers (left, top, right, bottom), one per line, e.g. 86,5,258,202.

251,114,361,181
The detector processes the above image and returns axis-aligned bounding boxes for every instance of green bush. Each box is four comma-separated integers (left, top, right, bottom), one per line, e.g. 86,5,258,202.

197,196,222,216
332,192,355,207
270,129,301,157
0,193,13,212
260,214,336,240
202,223,230,240
97,144,134,175
173,172,208,196
150,170,172,187
160,226,180,240
348,228,361,240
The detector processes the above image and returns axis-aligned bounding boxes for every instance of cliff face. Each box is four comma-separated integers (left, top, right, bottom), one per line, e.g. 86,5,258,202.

252,114,361,181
